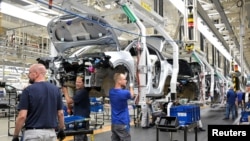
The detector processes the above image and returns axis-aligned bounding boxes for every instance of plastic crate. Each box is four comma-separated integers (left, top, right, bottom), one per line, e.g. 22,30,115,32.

170,105,200,125
90,104,104,112
64,116,89,130
90,97,102,105
186,104,200,121
90,97,97,102
240,111,250,122
195,105,201,121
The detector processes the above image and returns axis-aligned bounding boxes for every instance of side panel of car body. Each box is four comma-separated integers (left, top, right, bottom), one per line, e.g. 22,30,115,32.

124,39,172,96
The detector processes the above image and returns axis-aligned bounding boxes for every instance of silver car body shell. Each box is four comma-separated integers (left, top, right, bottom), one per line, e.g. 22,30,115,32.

44,13,172,97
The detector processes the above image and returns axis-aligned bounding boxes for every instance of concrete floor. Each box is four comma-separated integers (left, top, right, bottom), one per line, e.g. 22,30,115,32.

0,104,240,141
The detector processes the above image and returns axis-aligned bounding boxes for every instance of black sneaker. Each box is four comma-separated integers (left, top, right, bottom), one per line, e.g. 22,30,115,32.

199,128,206,131
142,126,150,129
223,118,229,120
149,123,155,127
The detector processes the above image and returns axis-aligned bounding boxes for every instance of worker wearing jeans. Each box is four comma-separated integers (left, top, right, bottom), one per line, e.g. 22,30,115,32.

223,86,237,120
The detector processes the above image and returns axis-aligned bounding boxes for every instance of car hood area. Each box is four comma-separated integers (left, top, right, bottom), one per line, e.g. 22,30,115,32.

47,14,120,53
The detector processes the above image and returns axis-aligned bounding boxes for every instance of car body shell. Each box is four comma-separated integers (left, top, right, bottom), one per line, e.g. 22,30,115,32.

37,14,172,97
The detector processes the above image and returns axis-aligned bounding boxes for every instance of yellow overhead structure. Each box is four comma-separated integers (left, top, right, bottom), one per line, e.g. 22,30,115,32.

184,0,197,53
231,59,240,91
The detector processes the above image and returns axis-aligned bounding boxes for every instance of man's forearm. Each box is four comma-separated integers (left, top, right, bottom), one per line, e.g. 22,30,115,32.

64,94,73,104
63,87,74,104
129,83,134,98
58,110,65,130
13,117,25,136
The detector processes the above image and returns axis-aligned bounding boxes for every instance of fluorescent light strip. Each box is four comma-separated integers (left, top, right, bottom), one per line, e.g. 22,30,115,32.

1,2,51,26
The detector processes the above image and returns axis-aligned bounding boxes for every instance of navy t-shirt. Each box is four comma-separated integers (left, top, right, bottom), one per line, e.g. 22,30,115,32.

18,82,63,128
73,88,90,118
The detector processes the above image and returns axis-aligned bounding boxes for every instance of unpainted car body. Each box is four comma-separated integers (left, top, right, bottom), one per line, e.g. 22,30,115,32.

37,14,172,96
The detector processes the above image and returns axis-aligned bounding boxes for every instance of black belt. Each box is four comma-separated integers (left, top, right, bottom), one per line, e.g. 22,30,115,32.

25,127,54,130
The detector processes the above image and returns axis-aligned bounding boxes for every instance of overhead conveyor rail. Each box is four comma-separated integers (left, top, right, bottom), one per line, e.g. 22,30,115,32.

191,51,206,104
193,51,215,102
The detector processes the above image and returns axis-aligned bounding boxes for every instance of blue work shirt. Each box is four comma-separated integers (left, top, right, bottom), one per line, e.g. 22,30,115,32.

227,88,237,105
109,88,132,125
237,92,243,102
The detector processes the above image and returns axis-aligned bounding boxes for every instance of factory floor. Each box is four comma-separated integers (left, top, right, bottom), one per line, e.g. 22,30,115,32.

0,103,240,141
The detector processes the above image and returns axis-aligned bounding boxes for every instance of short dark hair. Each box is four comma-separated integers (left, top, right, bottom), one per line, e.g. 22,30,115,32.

77,75,84,83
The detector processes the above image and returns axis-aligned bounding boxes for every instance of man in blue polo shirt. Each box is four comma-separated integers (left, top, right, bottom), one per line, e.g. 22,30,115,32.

236,90,244,111
109,73,134,141
223,85,237,120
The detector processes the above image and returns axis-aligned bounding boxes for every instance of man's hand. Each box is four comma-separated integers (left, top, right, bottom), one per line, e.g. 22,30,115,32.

57,129,66,140
129,83,133,87
61,87,68,94
12,137,19,141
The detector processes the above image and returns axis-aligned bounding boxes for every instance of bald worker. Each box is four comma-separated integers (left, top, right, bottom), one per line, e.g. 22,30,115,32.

12,63,65,141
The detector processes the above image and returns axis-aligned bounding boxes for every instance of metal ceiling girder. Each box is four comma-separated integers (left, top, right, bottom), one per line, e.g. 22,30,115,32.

169,0,229,54
197,2,230,52
1,1,51,27
198,1,250,72
211,0,240,49
169,0,249,73
19,0,61,17
52,0,98,14
36,0,125,37
127,0,165,26
211,0,250,73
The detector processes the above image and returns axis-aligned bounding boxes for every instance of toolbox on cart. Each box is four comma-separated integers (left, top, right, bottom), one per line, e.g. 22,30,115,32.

170,104,200,125
64,116,89,130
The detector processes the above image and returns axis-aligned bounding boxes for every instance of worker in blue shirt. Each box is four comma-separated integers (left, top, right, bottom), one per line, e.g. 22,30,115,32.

109,73,134,141
236,90,244,112
223,85,237,120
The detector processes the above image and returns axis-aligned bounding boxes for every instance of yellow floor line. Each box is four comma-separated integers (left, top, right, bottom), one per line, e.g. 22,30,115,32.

62,122,136,141
62,125,111,141
93,125,111,134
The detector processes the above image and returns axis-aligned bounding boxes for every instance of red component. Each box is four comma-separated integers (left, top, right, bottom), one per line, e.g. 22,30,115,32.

234,65,239,72
188,22,194,28
49,0,53,9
